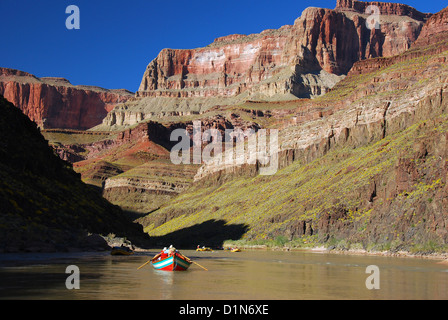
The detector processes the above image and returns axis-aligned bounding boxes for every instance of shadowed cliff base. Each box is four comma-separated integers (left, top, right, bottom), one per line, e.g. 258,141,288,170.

146,219,249,249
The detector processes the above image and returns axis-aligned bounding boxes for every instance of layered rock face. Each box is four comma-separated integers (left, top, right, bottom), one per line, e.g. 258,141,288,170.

0,68,134,130
137,29,295,98
93,0,431,130
194,5,448,182
136,0,429,101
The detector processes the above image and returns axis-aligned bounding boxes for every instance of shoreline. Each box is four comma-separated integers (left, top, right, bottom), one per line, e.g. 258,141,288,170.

224,244,448,262
312,247,448,262
2,243,448,265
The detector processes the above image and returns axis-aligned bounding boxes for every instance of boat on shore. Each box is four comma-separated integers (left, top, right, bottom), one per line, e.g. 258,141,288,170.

152,253,192,271
111,246,134,256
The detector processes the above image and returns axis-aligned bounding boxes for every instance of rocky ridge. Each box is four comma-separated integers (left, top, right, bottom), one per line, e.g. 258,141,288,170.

138,1,429,97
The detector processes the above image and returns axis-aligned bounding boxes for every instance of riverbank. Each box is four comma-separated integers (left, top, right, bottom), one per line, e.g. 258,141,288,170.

314,247,448,262
223,238,448,262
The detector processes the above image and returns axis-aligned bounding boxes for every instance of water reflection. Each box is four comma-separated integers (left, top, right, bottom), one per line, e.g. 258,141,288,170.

154,270,175,300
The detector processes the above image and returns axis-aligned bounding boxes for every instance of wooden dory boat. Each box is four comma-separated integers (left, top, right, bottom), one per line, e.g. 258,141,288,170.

152,253,192,271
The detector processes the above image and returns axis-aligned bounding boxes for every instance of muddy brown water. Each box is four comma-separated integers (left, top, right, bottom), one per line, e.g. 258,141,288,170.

0,249,447,300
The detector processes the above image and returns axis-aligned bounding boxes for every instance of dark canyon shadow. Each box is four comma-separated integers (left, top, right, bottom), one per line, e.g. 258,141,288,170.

147,219,249,249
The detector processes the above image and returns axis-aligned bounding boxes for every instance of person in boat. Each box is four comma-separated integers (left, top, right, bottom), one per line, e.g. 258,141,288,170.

168,245,178,256
152,247,169,261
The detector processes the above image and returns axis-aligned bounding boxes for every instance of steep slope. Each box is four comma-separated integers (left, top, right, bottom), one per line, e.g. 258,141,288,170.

46,113,260,213
0,68,134,130
139,5,448,252
0,95,149,252
140,117,448,251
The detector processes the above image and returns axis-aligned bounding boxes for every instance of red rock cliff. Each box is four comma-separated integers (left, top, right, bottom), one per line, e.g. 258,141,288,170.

0,68,134,130
137,1,430,101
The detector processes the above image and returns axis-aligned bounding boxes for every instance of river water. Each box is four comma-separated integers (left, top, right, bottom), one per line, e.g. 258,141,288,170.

0,249,447,300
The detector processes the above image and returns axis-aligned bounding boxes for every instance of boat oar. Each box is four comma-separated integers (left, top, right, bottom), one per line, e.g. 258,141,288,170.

179,253,208,271
137,260,152,270
191,260,208,271
137,254,158,270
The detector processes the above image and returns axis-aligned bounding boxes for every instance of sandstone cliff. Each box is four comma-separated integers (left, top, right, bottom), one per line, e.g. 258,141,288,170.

137,2,428,99
335,0,432,20
0,68,134,130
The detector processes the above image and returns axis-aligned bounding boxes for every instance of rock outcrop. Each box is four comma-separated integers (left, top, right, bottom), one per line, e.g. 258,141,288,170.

98,114,259,213
0,68,134,130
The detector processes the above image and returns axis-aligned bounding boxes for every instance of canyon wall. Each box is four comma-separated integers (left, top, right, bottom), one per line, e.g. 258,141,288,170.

0,68,134,130
0,1,434,132
193,6,448,182
137,1,429,100
101,0,430,129
414,6,448,46
141,5,448,248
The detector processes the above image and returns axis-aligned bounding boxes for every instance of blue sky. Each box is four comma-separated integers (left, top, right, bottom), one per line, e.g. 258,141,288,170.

0,0,446,92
